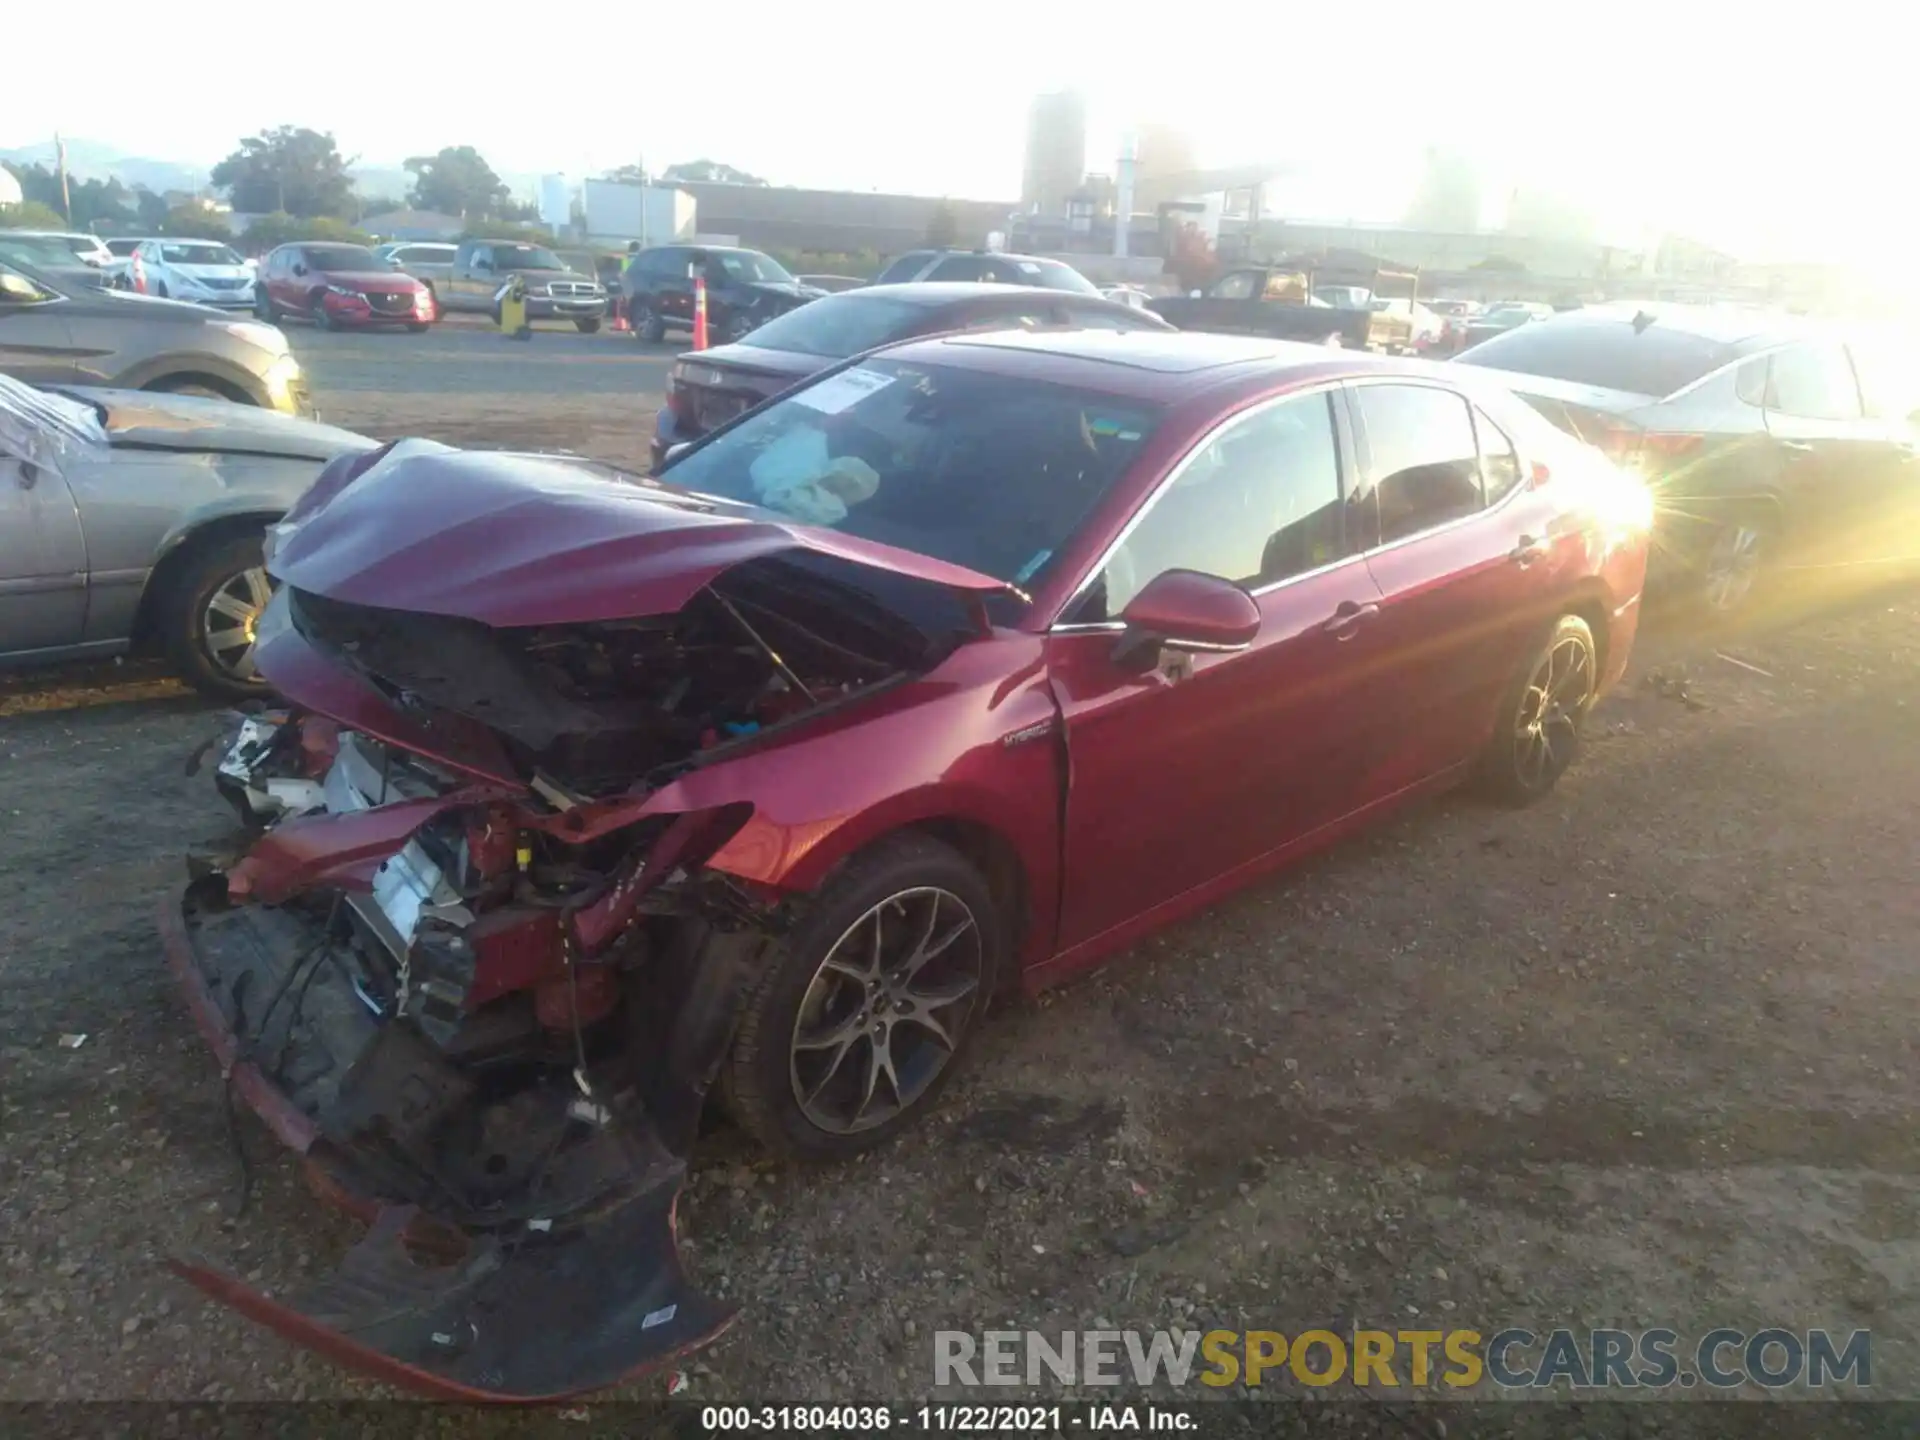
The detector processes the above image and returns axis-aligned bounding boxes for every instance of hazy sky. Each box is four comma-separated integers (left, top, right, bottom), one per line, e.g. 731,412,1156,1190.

4,0,1904,268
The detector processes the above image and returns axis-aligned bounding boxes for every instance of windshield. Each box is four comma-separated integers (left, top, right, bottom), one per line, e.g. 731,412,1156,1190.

734,293,926,359
160,242,242,266
1026,259,1100,295
0,236,75,266
306,245,383,272
488,243,566,271
659,357,1161,587
1457,318,1733,397
710,250,797,284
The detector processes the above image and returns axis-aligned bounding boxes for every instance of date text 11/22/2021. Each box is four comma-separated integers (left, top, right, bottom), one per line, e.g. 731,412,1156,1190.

701,1404,1196,1432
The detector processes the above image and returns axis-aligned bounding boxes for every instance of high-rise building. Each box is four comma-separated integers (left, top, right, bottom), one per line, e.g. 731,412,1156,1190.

1021,90,1087,217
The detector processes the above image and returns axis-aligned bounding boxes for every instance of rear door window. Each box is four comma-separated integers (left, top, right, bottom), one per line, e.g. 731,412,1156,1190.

1209,271,1258,300
927,256,992,282
1352,384,1484,544
1765,344,1862,421
1475,408,1524,505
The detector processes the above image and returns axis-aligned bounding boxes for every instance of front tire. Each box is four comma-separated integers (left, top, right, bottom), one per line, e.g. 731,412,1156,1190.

407,321,430,333
310,293,336,330
720,834,998,1160
575,317,602,333
255,288,279,321
158,531,276,701
634,301,666,343
1479,613,1598,807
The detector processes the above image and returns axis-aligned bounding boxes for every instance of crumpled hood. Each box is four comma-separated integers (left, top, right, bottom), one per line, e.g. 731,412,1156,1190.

269,443,1013,628
77,387,375,461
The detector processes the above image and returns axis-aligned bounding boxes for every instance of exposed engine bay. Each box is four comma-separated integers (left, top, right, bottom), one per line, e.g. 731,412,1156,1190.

159,442,1020,1397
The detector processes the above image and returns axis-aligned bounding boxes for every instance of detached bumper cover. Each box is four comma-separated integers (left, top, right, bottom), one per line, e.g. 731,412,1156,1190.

160,871,757,1399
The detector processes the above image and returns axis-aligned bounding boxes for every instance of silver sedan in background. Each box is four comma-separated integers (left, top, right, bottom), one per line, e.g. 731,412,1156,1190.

0,375,375,698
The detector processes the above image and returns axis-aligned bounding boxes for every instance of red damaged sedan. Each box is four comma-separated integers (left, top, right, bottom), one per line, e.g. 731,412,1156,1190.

162,329,1650,1398
255,241,435,331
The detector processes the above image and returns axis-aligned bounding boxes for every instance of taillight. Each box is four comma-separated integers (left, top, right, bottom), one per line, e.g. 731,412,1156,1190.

1592,421,1643,464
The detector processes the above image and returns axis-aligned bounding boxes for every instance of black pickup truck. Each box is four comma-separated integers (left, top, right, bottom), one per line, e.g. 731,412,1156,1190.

1152,266,1420,350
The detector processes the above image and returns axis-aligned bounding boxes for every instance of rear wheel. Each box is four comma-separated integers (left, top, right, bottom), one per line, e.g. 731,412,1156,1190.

146,377,234,403
407,321,430,333
158,531,276,701
1479,614,1598,807
720,834,997,1160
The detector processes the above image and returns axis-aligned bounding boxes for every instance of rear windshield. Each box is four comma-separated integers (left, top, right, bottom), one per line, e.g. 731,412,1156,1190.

657,357,1161,589
736,292,926,359
874,252,934,284
305,245,383,272
1457,318,1733,398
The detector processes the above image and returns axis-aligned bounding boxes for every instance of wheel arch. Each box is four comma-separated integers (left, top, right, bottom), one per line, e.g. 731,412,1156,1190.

115,351,271,407
131,508,280,651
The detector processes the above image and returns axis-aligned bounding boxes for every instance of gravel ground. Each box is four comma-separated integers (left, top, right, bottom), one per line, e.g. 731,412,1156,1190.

2,351,1918,1416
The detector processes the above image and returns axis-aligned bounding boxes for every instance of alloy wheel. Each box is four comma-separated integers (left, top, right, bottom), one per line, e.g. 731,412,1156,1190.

1703,523,1764,614
788,886,984,1135
1512,631,1593,791
200,564,275,683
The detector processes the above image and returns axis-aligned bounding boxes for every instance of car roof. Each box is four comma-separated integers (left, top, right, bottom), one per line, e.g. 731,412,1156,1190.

832,281,1116,307
1512,302,1824,349
868,327,1447,403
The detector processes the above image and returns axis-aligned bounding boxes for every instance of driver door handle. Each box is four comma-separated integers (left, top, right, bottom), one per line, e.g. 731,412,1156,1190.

1322,600,1379,638
1510,534,1550,566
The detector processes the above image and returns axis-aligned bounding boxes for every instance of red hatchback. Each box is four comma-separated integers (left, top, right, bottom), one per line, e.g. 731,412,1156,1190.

255,241,435,331
163,330,1649,1398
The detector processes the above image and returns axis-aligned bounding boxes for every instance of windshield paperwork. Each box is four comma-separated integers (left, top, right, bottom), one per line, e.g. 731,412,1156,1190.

659,358,1160,587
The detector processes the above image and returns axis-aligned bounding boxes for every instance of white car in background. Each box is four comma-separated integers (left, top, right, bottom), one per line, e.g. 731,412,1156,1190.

133,238,256,309
9,230,113,269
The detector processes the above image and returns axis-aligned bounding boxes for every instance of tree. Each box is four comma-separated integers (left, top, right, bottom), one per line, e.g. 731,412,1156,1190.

236,212,371,255
161,205,233,241
3,161,137,229
661,159,768,186
0,199,68,229
131,187,170,229
404,146,508,218
601,163,651,185
1163,219,1219,292
925,200,959,249
211,127,355,218
353,193,405,222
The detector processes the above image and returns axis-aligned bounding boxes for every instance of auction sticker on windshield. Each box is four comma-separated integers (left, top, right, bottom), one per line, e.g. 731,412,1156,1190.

793,367,895,415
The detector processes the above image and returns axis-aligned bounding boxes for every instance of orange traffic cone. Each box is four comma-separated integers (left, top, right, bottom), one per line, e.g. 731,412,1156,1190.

691,277,709,351
610,295,630,333
130,250,146,294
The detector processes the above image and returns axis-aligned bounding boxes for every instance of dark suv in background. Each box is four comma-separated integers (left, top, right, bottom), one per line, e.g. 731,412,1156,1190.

622,244,823,344
1456,304,1920,614
871,249,1100,293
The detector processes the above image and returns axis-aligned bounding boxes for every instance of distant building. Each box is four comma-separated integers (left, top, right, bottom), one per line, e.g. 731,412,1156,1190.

1021,91,1087,218
672,182,1013,256
0,167,23,207
359,209,465,241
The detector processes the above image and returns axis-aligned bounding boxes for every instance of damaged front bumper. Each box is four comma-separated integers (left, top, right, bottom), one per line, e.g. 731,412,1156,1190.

160,714,766,1400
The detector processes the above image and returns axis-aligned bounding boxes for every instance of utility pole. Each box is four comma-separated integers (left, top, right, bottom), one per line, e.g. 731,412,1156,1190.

55,133,72,223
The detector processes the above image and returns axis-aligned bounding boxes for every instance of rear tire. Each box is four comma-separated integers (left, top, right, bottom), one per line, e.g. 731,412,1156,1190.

719,834,998,1161
1697,511,1775,619
158,531,276,701
407,321,430,333
1478,613,1598,808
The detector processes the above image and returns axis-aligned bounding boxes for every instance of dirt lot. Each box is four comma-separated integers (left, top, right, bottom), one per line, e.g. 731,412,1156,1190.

3,342,1918,1413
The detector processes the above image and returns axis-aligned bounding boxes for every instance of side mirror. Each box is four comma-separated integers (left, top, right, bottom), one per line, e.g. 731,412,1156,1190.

292,263,308,277
0,272,42,303
1114,569,1260,664
662,441,691,466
